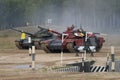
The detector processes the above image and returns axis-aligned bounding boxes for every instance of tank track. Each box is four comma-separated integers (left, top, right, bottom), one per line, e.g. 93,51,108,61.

34,41,41,49
66,42,76,53
41,43,51,53
15,41,23,49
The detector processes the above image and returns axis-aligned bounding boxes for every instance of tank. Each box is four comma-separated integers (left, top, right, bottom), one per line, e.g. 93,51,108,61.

41,25,105,53
11,26,55,49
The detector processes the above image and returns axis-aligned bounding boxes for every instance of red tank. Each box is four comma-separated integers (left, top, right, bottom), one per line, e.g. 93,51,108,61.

41,25,105,53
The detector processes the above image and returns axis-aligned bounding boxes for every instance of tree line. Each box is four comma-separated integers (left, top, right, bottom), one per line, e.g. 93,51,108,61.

0,0,66,30
0,0,120,34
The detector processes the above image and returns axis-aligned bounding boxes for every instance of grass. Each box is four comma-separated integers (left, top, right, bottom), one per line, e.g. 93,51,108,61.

0,29,20,49
0,37,17,49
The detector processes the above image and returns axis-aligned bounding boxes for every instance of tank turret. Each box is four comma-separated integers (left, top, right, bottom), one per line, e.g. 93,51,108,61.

11,26,55,49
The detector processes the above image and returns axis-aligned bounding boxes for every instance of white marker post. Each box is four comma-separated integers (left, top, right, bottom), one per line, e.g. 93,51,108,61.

32,46,35,70
84,32,88,61
61,34,68,65
106,53,110,72
28,37,32,56
111,46,115,72
81,32,88,72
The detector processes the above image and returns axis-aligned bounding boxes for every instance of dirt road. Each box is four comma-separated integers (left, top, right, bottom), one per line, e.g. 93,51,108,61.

0,47,120,80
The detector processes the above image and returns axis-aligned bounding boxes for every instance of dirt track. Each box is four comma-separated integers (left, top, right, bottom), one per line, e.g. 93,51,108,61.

0,47,120,80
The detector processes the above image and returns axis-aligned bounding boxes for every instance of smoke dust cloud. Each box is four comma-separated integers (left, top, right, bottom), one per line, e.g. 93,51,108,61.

32,0,120,34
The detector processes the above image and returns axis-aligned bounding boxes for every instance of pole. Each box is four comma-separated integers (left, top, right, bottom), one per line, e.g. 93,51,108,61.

29,47,32,56
84,50,86,61
82,32,87,72
32,46,35,70
111,46,115,72
61,34,64,65
84,32,87,61
106,53,110,72
28,37,32,56
61,34,68,65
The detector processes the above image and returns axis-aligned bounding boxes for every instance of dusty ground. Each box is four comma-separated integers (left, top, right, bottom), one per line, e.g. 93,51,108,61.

0,47,120,80
0,27,120,80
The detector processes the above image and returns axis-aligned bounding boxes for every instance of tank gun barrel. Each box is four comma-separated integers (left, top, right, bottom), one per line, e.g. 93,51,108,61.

11,28,22,33
87,32,107,36
48,29,62,36
10,28,35,37
38,26,63,36
38,26,52,31
38,26,46,30
38,26,51,33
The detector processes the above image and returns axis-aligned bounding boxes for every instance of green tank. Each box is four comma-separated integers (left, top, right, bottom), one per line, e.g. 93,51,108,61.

11,26,55,49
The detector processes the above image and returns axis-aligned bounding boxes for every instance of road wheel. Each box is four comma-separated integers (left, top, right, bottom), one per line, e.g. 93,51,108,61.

41,43,51,53
34,41,41,49
66,42,76,53
15,41,23,49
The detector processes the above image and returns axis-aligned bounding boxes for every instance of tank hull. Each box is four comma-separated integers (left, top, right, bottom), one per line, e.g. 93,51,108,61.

15,39,41,49
40,26,105,53
12,26,55,50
